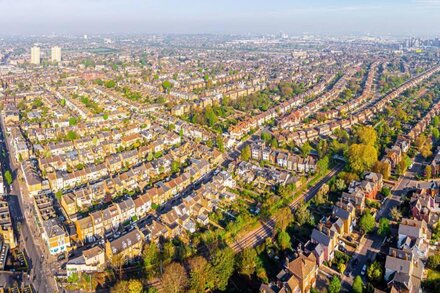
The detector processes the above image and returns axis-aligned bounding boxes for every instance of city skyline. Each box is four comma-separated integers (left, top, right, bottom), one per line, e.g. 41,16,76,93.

1,0,440,36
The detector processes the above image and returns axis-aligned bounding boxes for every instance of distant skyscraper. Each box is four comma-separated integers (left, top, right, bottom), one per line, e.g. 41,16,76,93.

51,46,62,63
30,46,40,65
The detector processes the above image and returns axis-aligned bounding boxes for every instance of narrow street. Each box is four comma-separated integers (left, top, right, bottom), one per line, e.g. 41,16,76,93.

0,118,58,292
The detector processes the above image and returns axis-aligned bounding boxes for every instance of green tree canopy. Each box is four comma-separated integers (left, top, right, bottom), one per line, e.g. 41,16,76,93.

355,125,377,145
241,144,251,161
329,276,342,293
188,256,212,292
210,247,235,290
367,261,384,283
236,248,257,277
294,203,312,226
347,144,378,174
378,218,390,237
359,210,375,234
300,142,312,158
277,230,291,250
4,170,13,185
352,275,364,293
161,262,188,293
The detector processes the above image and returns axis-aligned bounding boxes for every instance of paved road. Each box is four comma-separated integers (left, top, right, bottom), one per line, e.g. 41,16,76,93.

0,119,58,293
342,153,425,290
229,163,344,252
376,154,425,221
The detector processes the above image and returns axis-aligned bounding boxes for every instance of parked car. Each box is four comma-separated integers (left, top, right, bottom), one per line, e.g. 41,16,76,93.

361,264,367,275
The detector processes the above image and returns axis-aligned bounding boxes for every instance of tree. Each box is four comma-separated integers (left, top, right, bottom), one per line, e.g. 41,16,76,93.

270,138,278,148
110,253,126,279
66,130,77,141
143,242,160,269
373,161,390,179
352,275,364,293
236,248,257,277
171,161,180,174
377,218,390,236
277,230,291,250
294,203,312,226
162,80,173,93
300,142,312,158
425,165,432,179
317,156,330,176
390,207,402,222
315,183,329,205
329,276,342,293
161,262,188,293
68,117,78,126
427,254,440,270
4,170,12,185
275,207,293,231
356,125,377,146
105,80,116,88
381,187,391,197
261,132,272,143
216,135,225,152
188,256,212,292
367,261,383,283
334,178,347,192
347,144,378,174
210,247,235,290
317,139,329,158
241,145,251,161
359,210,375,234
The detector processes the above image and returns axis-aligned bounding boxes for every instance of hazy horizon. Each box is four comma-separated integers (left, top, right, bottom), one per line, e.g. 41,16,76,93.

1,0,440,37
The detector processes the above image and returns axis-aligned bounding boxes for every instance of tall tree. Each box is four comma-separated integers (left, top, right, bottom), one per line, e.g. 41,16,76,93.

425,165,432,179
390,207,402,222
356,125,377,146
161,262,188,293
210,247,235,290
294,204,312,226
329,276,342,293
367,261,384,283
236,248,257,277
275,207,293,231
359,210,375,234
277,230,291,250
377,218,390,237
241,145,251,161
188,256,212,292
300,142,312,158
215,135,225,152
4,170,12,185
347,144,378,174
111,280,143,293
352,275,364,293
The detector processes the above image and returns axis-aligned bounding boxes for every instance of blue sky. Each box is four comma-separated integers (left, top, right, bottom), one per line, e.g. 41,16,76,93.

1,0,440,36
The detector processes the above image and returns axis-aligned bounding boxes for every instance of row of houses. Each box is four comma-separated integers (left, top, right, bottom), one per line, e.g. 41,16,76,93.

278,64,440,145
279,67,359,130
320,61,379,120
228,74,333,139
260,200,357,293
383,88,440,171
341,172,384,211
66,171,237,276
384,217,431,293
250,140,317,173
